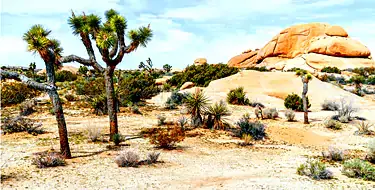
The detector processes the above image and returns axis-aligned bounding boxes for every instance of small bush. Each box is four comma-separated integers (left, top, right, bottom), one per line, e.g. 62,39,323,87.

131,105,142,114
89,94,108,115
1,116,44,135
332,99,357,121
87,128,101,142
146,152,161,164
246,66,270,72
355,121,374,135
366,139,375,163
19,99,37,116
324,119,342,130
115,150,140,167
177,117,188,131
157,115,167,126
242,134,253,145
1,82,41,106
321,66,341,74
366,76,375,85
297,159,333,180
149,126,185,148
342,159,375,181
55,70,77,82
284,93,310,112
236,117,266,140
205,100,231,130
165,90,189,109
263,108,278,119
284,109,295,121
352,67,375,77
321,100,339,111
32,152,66,168
65,94,76,101
322,146,345,161
113,133,122,146
227,87,249,105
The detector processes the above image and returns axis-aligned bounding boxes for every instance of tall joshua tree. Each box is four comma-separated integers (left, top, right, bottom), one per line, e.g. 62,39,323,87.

296,69,313,124
0,25,71,158
59,9,153,139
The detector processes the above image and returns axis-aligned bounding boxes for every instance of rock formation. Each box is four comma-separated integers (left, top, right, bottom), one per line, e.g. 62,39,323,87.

228,23,374,70
194,58,207,65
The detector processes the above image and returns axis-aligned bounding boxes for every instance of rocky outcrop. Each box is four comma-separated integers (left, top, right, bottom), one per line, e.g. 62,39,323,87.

227,23,374,70
155,76,173,85
180,82,195,90
194,58,207,65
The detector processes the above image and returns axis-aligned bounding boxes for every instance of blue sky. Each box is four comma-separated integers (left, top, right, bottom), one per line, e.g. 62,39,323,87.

1,0,374,70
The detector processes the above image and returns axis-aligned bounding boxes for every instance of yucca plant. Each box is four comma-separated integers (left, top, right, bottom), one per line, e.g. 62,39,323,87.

227,87,249,105
63,9,153,140
184,88,209,127
205,100,231,130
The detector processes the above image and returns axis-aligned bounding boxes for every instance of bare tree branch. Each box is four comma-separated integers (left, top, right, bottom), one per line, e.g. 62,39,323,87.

0,70,56,92
59,55,104,73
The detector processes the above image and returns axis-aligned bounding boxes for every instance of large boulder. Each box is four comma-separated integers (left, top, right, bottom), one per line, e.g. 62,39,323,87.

180,82,195,90
194,58,207,65
227,23,374,70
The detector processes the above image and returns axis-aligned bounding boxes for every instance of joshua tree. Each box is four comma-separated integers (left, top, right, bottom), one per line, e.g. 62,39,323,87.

0,25,71,158
296,69,313,124
60,9,153,139
139,57,154,73
29,62,36,76
163,64,172,73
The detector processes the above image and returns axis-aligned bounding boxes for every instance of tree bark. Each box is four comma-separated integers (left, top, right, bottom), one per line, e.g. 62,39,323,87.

105,66,118,140
45,62,71,158
302,78,309,124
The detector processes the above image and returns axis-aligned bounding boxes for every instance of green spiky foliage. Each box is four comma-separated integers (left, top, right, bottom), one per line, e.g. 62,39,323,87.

205,101,231,130
66,9,153,140
185,89,209,127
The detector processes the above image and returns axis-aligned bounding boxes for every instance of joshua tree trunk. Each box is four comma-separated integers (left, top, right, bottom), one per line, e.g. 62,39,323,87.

45,62,72,158
105,66,118,139
302,78,309,124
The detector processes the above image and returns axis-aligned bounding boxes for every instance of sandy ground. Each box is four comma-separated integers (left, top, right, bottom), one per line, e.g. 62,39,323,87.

1,104,375,190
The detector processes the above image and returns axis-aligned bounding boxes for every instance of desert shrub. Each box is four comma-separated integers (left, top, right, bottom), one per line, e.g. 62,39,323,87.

366,76,375,85
342,159,375,181
248,101,265,108
113,133,122,146
1,82,41,106
321,66,341,74
321,100,340,111
162,83,172,92
32,152,66,168
284,109,295,121
349,75,366,86
1,116,44,135
330,99,357,122
177,117,188,131
324,119,343,130
115,150,140,167
226,87,250,105
131,105,142,114
87,127,101,142
366,139,375,163
263,108,278,119
117,72,160,104
355,121,374,135
322,146,345,161
165,90,190,109
242,134,253,145
19,99,37,116
236,117,266,140
185,89,209,127
146,152,161,164
286,67,303,72
75,76,105,96
64,94,76,101
168,63,239,87
352,67,375,77
297,159,333,180
148,126,185,148
34,74,47,83
157,115,166,126
284,93,310,112
89,94,108,115
246,66,270,72
55,70,77,82
205,100,231,130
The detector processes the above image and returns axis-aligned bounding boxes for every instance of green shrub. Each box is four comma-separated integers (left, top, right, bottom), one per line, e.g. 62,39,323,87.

366,76,375,85
1,82,41,106
297,159,333,180
165,90,190,109
355,121,374,135
74,76,105,96
55,70,77,82
324,119,342,130
168,63,239,88
163,64,172,73
89,94,108,115
246,66,270,72
321,66,341,74
236,117,266,140
205,100,231,130
113,133,122,146
185,89,209,127
64,94,76,101
342,159,375,181
284,93,311,112
227,87,249,105
352,67,375,76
